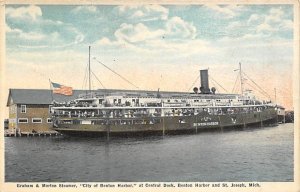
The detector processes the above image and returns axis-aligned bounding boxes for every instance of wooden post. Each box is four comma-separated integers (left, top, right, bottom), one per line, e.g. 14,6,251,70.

242,113,246,128
105,110,110,141
258,112,263,127
195,115,198,134
162,117,165,137
218,116,223,132
106,121,110,141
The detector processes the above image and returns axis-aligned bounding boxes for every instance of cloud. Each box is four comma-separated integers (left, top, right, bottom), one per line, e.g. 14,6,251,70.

224,6,293,39
247,14,260,24
114,23,165,43
281,20,293,30
256,23,275,33
6,24,84,49
116,5,169,21
131,10,144,18
5,23,16,32
6,5,42,20
96,20,213,57
204,4,243,18
254,7,292,33
96,36,215,56
16,32,84,49
224,21,246,32
94,12,210,57
112,15,197,44
6,5,85,49
166,17,197,39
266,7,284,23
71,6,97,13
6,23,46,40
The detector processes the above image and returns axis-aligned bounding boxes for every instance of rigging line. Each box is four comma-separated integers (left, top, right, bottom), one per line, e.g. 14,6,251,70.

234,78,241,94
232,74,239,93
247,83,271,99
81,64,85,89
93,57,139,89
85,63,89,93
210,79,216,87
247,88,271,102
242,72,270,98
233,81,238,94
82,62,88,90
232,77,237,93
85,63,90,94
209,75,228,93
272,87,289,94
188,75,200,92
91,70,106,89
245,82,271,99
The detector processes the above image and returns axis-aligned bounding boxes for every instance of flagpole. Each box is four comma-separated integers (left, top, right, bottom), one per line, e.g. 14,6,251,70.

49,79,54,102
89,46,91,95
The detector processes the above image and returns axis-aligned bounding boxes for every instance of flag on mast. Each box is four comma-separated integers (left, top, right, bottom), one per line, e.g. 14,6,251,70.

51,82,73,96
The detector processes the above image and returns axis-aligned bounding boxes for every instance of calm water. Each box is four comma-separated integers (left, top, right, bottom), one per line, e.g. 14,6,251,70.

5,123,294,182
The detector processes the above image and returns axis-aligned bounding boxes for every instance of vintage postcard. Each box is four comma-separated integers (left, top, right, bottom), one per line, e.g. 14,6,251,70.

0,0,299,192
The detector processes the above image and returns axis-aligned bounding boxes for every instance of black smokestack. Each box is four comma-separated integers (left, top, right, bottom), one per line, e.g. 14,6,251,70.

200,69,210,94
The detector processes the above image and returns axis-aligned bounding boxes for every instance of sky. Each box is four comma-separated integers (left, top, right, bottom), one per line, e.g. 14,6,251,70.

4,4,295,109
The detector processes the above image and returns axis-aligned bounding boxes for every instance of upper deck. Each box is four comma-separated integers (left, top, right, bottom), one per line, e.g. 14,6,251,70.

52,90,271,110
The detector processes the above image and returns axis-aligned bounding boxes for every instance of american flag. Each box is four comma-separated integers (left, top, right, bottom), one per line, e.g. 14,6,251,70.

51,82,73,96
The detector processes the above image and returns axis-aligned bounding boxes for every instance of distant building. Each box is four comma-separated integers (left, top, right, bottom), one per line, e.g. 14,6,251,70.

276,105,286,123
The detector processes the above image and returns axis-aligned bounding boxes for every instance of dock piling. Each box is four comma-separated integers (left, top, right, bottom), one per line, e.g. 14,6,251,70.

106,123,110,141
162,117,165,137
195,115,198,134
259,112,263,127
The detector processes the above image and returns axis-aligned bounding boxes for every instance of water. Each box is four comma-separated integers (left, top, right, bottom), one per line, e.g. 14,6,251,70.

5,123,294,182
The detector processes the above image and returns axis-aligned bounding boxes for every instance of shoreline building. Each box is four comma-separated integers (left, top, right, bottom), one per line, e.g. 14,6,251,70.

6,89,83,134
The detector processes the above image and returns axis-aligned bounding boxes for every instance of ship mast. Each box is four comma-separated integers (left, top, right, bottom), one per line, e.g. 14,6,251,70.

89,46,91,94
239,62,244,95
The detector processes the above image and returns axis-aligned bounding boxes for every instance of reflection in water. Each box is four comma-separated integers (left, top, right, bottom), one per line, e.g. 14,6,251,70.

5,123,294,182
104,142,111,181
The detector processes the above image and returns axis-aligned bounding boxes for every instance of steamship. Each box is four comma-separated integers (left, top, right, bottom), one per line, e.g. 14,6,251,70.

51,49,278,137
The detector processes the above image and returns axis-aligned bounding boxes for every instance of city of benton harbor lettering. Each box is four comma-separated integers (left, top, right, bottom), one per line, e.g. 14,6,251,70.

193,122,219,126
